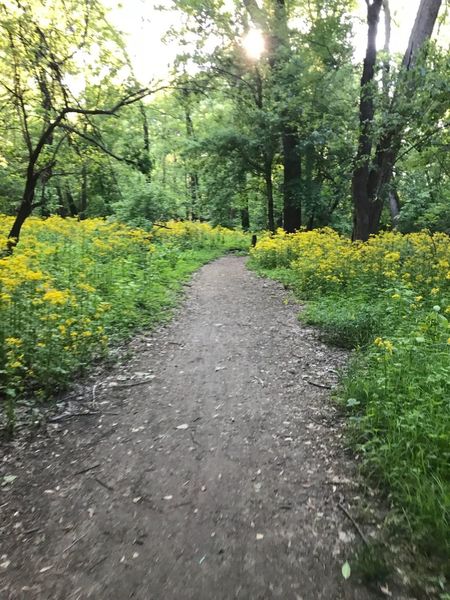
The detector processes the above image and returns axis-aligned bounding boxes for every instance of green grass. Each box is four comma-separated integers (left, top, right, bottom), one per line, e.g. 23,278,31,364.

0,219,249,433
301,295,388,349
249,257,450,581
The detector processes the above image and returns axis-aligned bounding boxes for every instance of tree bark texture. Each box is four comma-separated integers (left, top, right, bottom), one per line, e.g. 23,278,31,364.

352,0,442,241
265,167,275,232
351,0,383,242
282,124,302,232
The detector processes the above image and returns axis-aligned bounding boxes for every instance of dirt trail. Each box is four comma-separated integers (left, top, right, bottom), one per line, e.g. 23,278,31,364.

1,256,379,600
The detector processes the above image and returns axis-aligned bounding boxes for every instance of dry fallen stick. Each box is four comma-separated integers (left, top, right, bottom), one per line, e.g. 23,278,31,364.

62,531,88,554
116,379,154,389
93,477,114,492
338,503,369,547
73,463,101,477
48,411,99,423
306,380,333,390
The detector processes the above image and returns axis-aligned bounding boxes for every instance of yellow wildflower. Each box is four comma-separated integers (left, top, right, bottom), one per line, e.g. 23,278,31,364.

5,337,22,347
42,289,70,305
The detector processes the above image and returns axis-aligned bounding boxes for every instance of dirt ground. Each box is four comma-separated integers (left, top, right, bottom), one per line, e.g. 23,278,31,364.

1,256,395,599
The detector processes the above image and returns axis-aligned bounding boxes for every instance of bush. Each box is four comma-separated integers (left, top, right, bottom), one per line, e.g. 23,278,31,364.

0,216,249,430
250,227,450,560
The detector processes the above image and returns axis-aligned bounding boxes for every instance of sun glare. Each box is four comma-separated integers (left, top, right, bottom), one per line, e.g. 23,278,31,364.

242,29,265,60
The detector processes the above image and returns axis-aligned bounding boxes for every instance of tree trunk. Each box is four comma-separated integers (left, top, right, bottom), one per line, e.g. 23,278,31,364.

402,0,442,70
367,0,442,235
244,0,302,233
282,126,302,232
273,0,302,233
388,188,400,226
138,102,152,178
188,172,199,220
241,204,250,231
351,0,383,242
183,92,200,221
79,163,88,220
352,0,442,240
265,167,275,232
66,187,78,217
56,183,67,217
6,167,38,253
382,0,391,99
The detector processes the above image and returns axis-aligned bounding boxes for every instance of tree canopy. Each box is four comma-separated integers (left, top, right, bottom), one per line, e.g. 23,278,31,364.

0,0,449,244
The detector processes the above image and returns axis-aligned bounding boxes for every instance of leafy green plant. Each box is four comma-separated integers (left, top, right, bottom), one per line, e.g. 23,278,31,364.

0,216,249,431
251,227,450,575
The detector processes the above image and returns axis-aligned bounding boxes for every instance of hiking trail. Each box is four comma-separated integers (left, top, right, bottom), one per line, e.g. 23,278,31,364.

1,256,382,600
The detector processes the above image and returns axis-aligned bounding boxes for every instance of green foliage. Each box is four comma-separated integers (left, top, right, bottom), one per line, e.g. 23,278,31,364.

250,228,450,567
301,296,387,349
342,303,450,556
0,217,249,432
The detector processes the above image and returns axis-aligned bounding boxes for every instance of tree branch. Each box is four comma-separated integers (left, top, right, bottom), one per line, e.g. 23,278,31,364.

61,124,141,167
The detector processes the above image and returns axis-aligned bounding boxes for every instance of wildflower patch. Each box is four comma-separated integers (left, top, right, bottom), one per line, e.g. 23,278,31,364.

250,227,450,562
0,216,248,431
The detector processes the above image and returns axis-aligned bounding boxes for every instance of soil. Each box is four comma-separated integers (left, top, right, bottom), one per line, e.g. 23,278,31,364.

1,256,391,599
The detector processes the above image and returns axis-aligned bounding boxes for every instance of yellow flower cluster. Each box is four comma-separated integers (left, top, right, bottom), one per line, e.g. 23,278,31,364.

0,215,247,411
251,228,450,302
151,220,247,249
374,337,395,353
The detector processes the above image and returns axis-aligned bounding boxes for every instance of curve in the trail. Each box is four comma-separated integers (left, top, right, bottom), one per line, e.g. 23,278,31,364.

0,256,379,600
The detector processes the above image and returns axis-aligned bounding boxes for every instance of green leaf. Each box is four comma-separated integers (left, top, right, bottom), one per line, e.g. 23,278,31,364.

346,398,360,407
341,561,351,580
2,475,17,486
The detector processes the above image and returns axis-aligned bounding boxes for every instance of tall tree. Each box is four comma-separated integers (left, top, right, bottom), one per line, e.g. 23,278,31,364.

352,0,443,241
0,0,154,252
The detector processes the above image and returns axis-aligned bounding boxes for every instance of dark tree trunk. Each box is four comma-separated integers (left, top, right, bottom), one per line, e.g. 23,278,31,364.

282,126,302,232
244,0,301,233
303,143,315,227
66,187,78,217
5,113,65,252
188,172,199,220
352,0,442,241
307,207,316,231
79,163,88,220
273,0,302,233
39,184,50,217
56,183,68,217
241,205,250,231
6,168,38,253
183,92,200,221
351,0,383,242
162,154,167,188
138,102,152,178
265,167,275,232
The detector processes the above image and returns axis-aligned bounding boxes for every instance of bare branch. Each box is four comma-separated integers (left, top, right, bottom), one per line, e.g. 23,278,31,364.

61,124,140,168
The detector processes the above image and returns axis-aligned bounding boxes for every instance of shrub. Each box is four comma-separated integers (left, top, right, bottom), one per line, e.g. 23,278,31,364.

0,216,248,430
250,228,450,559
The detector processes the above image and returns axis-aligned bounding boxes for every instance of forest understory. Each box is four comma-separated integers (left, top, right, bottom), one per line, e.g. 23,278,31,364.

1,0,449,597
0,255,429,600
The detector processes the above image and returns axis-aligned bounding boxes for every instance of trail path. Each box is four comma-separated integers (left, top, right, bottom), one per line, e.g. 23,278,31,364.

1,256,379,600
